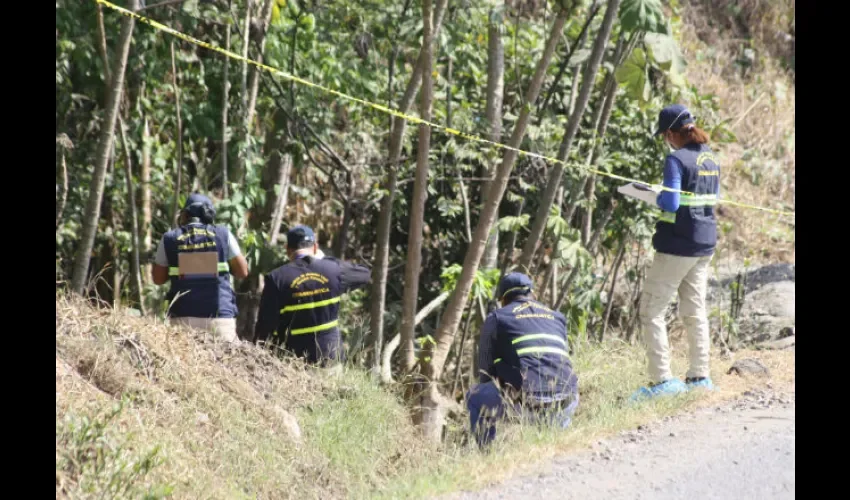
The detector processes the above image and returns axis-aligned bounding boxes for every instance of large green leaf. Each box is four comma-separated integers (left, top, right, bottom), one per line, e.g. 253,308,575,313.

615,48,651,103
619,0,668,34
644,32,686,86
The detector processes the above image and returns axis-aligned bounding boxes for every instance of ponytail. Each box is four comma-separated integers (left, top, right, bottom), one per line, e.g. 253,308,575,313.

672,123,710,144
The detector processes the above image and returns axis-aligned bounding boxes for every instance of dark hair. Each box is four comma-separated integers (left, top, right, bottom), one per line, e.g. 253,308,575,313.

669,124,710,145
501,291,533,304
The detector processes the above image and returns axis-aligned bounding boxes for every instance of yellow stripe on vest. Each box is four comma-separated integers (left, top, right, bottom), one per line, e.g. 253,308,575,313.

516,346,570,357
280,296,341,314
290,319,339,335
512,333,567,346
169,262,230,276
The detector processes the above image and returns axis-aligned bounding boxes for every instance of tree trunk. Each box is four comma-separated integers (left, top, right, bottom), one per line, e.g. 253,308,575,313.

245,0,275,131
416,8,570,440
369,0,449,377
600,240,626,341
580,35,631,244
221,24,231,197
237,110,293,340
70,0,138,295
482,3,505,269
382,290,450,383
517,0,622,271
170,41,184,227
140,117,152,273
56,147,69,231
118,116,147,314
399,0,435,373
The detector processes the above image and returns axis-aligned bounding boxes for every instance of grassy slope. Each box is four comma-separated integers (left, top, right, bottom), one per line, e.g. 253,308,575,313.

56,296,794,499
676,0,795,263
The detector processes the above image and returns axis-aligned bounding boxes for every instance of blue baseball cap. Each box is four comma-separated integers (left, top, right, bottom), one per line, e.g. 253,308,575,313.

654,104,694,136
182,193,215,219
287,224,316,249
496,272,534,300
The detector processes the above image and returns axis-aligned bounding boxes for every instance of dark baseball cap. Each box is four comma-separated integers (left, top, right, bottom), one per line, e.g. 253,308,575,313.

286,225,316,249
653,104,694,136
496,272,534,300
183,193,214,210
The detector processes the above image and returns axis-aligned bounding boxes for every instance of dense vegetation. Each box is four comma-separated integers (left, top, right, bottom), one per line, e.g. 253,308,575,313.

56,0,794,437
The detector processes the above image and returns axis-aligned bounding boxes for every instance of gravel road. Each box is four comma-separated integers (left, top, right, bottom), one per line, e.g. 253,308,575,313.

442,391,795,500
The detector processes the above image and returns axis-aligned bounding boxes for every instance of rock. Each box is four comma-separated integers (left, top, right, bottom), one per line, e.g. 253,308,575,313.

756,336,796,350
727,358,771,378
271,406,302,443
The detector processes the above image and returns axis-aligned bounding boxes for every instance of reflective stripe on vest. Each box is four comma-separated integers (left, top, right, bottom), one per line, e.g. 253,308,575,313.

280,296,341,314
516,346,570,357
659,211,676,224
290,319,339,335
678,193,718,206
168,262,230,276
511,333,567,346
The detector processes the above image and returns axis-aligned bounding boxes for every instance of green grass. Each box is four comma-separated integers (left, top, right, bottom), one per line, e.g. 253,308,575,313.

57,297,792,499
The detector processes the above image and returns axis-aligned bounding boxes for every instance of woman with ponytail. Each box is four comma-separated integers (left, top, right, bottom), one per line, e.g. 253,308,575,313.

631,104,721,401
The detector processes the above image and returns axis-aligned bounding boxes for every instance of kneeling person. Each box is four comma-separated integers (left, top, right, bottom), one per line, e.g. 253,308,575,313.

254,225,371,365
467,272,579,446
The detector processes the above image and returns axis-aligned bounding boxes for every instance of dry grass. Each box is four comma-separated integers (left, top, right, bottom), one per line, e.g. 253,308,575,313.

56,294,794,499
676,1,795,263
56,294,428,499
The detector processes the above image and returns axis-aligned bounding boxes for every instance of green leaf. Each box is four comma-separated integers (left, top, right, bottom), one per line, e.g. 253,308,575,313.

615,48,651,103
619,0,668,34
569,48,592,66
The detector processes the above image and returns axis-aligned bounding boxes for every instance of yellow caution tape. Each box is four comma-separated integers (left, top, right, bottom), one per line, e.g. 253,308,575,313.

95,0,795,218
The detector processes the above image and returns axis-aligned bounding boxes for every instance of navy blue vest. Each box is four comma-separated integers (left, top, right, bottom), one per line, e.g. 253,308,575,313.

653,143,720,257
267,256,345,362
162,223,237,318
489,298,578,397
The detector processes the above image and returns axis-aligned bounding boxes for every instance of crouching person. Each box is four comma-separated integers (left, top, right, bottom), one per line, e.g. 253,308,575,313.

466,272,579,447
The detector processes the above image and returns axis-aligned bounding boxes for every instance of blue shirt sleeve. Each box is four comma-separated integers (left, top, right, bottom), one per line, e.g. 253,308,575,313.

656,155,682,212
477,313,499,384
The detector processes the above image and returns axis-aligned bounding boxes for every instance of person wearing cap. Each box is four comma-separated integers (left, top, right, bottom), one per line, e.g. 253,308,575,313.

466,272,579,447
151,193,249,342
631,104,721,401
253,224,371,365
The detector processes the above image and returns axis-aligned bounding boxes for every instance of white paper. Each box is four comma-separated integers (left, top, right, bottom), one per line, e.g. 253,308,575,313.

617,182,661,206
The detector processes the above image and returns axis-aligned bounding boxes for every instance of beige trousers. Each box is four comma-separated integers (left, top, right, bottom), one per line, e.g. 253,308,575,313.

170,317,239,343
639,252,713,384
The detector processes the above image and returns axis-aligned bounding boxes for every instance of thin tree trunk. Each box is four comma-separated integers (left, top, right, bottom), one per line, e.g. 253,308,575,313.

369,0,449,377
518,0,622,271
399,0,435,373
500,198,524,275
580,35,632,244
482,3,505,269
382,290,450,383
450,304,476,397
118,116,147,314
599,241,626,341
141,117,152,260
70,0,138,295
240,0,253,112
56,148,69,231
554,202,616,310
416,8,570,440
245,0,274,131
170,41,184,227
222,24,231,197
538,0,600,115
268,155,292,246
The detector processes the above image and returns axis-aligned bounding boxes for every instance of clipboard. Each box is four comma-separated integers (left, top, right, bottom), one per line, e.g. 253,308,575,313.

617,183,661,206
